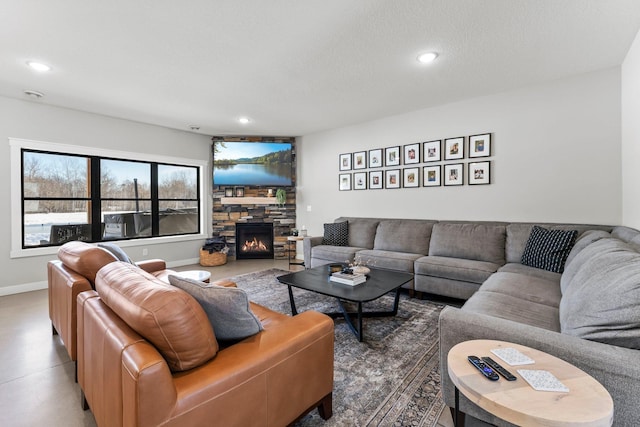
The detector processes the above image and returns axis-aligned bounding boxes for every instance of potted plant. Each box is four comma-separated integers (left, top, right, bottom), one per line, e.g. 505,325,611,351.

276,189,287,207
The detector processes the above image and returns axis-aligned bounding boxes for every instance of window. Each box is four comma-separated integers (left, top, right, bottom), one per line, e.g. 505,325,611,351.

13,138,204,254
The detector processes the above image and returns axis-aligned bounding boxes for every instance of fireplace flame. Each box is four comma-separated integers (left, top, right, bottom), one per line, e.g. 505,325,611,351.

242,237,269,252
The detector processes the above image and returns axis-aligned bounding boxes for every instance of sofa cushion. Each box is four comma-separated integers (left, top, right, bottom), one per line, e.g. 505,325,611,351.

355,249,423,273
415,255,499,284
611,226,640,243
480,271,561,308
521,226,577,273
559,239,640,349
428,223,506,265
463,291,561,332
322,221,348,246
312,245,364,265
97,242,134,263
336,217,381,248
58,241,117,286
373,219,435,254
564,229,611,269
168,275,263,341
497,263,562,283
95,262,218,372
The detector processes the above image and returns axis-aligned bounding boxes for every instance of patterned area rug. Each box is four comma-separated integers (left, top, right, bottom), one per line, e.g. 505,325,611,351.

229,269,446,427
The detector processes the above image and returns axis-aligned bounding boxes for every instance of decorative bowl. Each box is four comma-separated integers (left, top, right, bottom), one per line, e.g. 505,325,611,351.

352,266,371,275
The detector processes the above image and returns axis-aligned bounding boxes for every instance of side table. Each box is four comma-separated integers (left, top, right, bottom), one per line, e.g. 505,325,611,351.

287,236,305,269
447,339,613,427
173,270,211,283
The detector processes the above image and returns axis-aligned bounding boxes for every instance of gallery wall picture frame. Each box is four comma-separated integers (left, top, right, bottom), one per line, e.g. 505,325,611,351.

370,170,383,189
469,161,491,185
385,146,401,166
339,173,352,191
339,153,352,171
423,165,441,187
469,133,491,158
423,140,442,163
444,137,465,160
353,172,367,190
235,186,245,197
368,148,383,168
444,163,464,186
385,169,401,189
403,143,420,164
353,151,367,169
403,167,420,188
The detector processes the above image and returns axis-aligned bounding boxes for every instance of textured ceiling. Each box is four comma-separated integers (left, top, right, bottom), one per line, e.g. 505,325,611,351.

2,0,640,137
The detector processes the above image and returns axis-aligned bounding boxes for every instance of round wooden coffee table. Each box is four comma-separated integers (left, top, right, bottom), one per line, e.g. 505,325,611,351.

447,339,613,427
174,270,211,283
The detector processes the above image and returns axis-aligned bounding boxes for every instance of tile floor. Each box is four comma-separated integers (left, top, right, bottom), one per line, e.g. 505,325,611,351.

0,258,453,427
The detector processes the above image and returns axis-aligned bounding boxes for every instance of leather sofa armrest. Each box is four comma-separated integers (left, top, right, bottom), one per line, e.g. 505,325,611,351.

210,279,237,288
303,236,324,268
48,260,93,361
136,259,167,273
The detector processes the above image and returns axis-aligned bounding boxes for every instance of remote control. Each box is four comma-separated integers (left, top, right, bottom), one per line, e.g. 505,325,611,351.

482,356,517,381
467,355,499,381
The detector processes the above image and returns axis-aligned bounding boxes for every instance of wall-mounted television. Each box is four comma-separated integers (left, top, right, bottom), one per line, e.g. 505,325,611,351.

212,141,293,187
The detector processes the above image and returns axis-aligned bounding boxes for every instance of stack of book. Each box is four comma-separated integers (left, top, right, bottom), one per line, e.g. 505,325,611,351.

330,271,367,286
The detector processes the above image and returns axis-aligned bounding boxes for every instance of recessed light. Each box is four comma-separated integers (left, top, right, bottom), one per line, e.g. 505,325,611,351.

238,117,251,125
24,90,45,99
26,61,52,72
416,52,438,64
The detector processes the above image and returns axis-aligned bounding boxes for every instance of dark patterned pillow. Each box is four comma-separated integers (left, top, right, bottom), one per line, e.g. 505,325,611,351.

521,226,578,273
322,221,349,246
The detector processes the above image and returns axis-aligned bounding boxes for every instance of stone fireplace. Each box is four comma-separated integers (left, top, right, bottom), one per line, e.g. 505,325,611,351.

235,223,274,260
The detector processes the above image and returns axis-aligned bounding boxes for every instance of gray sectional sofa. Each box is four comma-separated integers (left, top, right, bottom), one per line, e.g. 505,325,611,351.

304,217,640,426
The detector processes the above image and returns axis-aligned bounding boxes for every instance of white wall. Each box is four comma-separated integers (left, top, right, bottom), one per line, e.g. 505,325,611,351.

622,29,640,229
296,68,622,236
0,96,212,294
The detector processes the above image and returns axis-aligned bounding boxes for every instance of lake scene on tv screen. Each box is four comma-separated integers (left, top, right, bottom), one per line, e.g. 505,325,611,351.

213,142,292,186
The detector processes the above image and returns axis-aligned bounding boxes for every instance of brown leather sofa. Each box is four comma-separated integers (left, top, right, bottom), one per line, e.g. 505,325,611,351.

48,241,231,362
77,262,334,426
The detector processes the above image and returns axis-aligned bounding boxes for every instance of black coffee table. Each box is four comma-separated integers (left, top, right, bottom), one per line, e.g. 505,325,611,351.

277,266,413,341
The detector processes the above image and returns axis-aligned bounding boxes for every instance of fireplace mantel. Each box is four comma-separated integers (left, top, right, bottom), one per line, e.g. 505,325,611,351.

220,197,278,205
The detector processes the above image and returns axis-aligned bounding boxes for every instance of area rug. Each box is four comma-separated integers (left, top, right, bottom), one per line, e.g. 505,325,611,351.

229,268,447,427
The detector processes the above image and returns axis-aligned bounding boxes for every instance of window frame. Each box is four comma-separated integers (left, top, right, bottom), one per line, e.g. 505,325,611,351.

10,137,207,258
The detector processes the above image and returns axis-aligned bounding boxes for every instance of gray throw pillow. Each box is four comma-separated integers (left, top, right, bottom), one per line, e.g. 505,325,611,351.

521,226,577,273
168,275,263,341
98,242,134,264
322,221,349,246
559,239,640,350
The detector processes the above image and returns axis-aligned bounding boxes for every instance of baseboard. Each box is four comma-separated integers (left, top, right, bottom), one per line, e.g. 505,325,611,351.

0,280,48,297
165,258,200,268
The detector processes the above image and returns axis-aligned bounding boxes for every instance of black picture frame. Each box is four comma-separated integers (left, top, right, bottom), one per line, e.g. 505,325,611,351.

368,148,383,168
385,169,401,189
339,153,352,171
235,186,245,197
353,172,367,190
369,170,383,189
423,165,441,187
403,143,420,165
469,133,492,158
444,163,464,186
339,173,352,191
403,167,419,188
423,140,442,163
224,187,234,197
469,161,491,185
385,146,401,166
353,151,367,170
444,137,465,160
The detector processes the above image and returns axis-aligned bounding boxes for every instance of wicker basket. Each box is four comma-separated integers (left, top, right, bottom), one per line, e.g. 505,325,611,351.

199,249,227,266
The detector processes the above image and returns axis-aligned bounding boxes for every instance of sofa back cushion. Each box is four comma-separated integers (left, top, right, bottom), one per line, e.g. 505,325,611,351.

564,229,612,272
559,238,640,350
58,241,117,287
373,219,436,254
335,217,380,248
95,262,218,372
428,222,506,265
